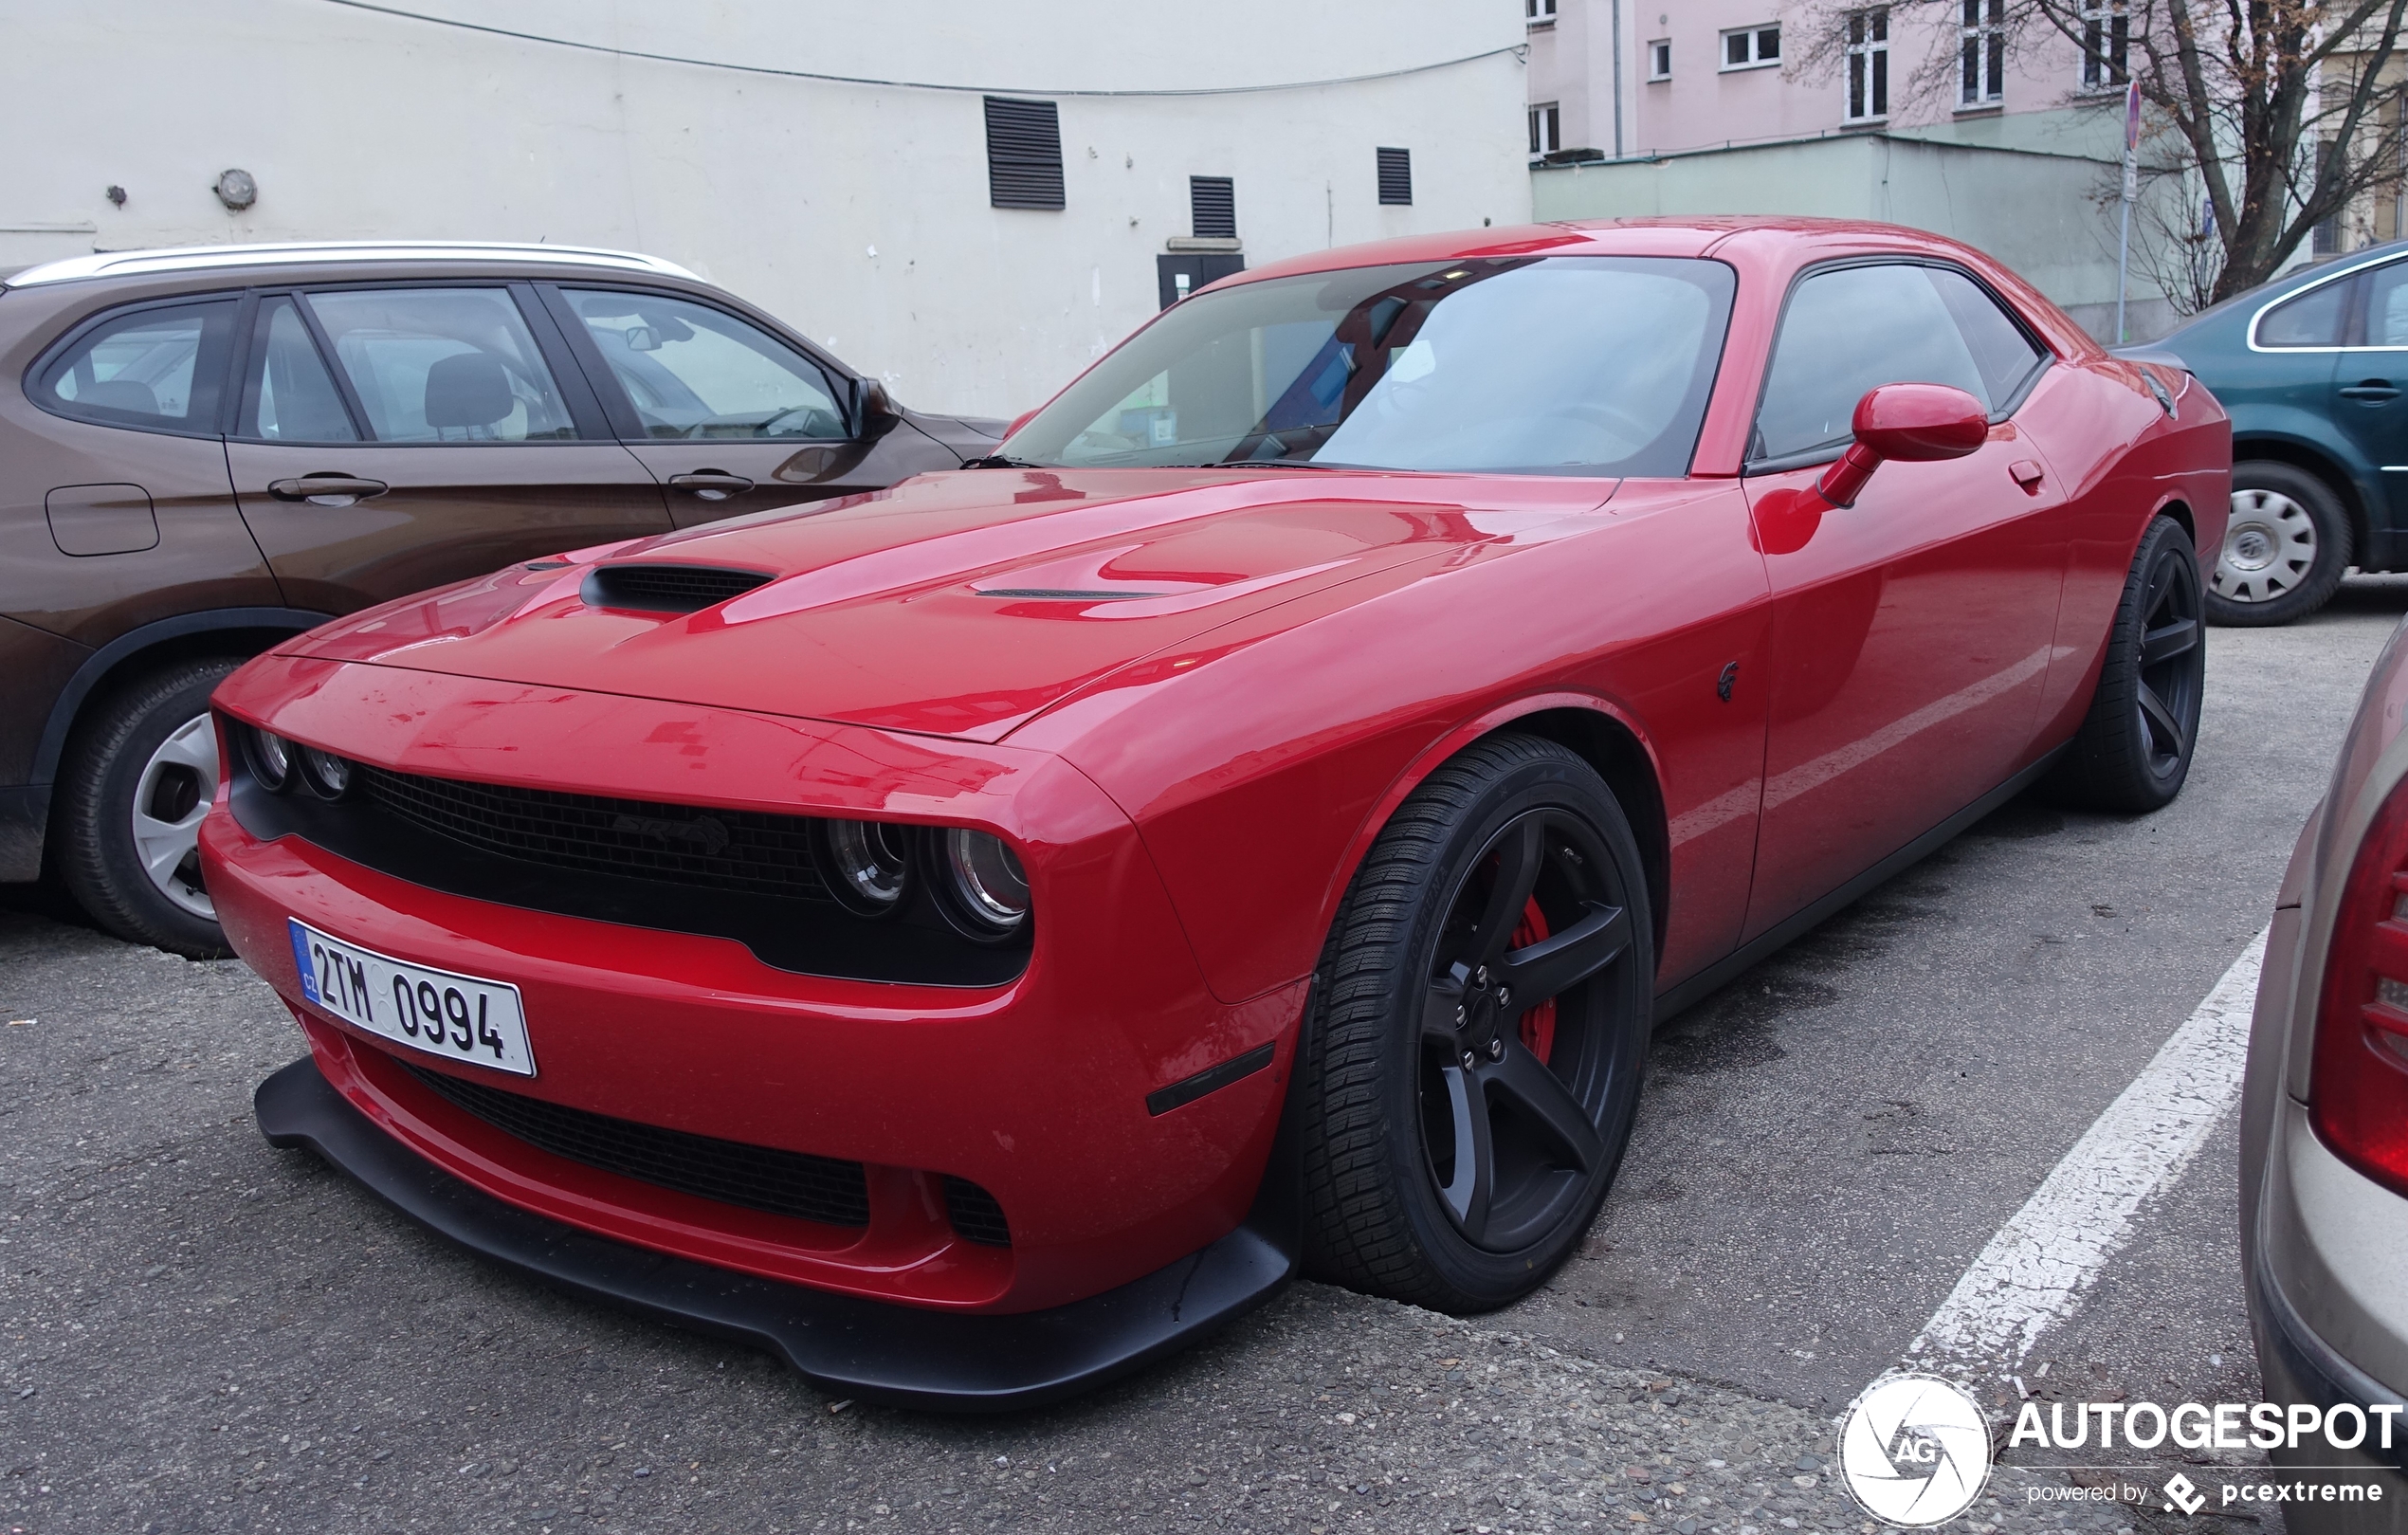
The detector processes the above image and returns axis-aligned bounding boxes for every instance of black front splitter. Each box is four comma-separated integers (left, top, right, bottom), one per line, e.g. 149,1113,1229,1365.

254,1056,1296,1412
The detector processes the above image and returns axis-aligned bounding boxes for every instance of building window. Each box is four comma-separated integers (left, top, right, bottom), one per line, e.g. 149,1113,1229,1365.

1526,0,1556,22
2081,1,2127,89
983,96,1064,210
1960,0,2004,105
1377,148,1414,205
1845,9,1889,121
1191,175,1236,239
1648,39,1672,81
1721,25,1780,70
1529,102,1562,159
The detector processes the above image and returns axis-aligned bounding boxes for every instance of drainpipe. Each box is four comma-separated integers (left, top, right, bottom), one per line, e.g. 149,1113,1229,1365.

1611,0,1625,159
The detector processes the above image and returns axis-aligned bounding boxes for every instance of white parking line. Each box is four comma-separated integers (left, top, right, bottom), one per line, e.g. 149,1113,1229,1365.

1908,928,2270,1378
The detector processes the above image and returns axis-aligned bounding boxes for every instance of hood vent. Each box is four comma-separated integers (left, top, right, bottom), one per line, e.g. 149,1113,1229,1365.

582,563,775,614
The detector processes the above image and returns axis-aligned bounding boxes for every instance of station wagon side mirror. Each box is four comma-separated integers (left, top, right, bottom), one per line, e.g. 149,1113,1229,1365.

858,377,902,440
1816,382,1989,508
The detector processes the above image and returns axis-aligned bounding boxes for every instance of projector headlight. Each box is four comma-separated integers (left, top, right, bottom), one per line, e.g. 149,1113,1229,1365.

816,818,911,918
298,746,354,800
935,828,1031,940
244,727,295,793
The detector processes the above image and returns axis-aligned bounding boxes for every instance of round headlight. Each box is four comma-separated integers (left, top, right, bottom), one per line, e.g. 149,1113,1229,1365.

246,728,294,793
299,746,353,799
939,828,1031,937
818,818,911,918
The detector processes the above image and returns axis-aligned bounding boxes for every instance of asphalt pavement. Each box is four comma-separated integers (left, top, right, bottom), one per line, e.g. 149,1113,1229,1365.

4,580,2403,1535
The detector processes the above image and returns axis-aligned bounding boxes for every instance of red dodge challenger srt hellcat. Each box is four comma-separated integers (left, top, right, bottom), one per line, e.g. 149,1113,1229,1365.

198,218,2229,1408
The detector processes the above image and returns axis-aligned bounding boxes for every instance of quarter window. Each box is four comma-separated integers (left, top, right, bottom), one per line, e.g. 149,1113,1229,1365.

566,289,847,440
1753,263,2035,463
303,287,575,443
239,297,357,442
2256,279,2351,348
35,299,237,433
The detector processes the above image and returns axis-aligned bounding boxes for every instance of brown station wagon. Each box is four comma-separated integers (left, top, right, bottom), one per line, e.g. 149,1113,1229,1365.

0,241,1001,956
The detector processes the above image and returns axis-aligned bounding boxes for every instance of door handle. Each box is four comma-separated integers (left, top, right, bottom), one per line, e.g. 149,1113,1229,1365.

266,475,389,506
2342,380,2400,402
666,471,755,503
2009,459,2046,492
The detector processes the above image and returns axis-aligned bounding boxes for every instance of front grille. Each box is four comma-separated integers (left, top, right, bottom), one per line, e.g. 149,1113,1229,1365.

408,1065,870,1228
943,1176,1012,1247
358,765,830,902
582,563,773,612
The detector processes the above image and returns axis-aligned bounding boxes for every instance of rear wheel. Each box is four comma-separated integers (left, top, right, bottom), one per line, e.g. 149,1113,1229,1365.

53,657,242,957
2049,517,2205,813
2208,462,2349,626
1298,735,1653,1312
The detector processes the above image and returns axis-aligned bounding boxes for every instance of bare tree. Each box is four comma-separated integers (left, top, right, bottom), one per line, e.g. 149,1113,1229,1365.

1789,0,2408,301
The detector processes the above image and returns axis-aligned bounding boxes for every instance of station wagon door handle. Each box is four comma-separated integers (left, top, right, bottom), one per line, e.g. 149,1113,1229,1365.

265,475,389,506
2341,380,2400,402
666,471,755,502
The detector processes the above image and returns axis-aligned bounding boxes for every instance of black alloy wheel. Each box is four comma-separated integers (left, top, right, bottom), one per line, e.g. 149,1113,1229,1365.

1299,734,1653,1312
2050,516,2206,813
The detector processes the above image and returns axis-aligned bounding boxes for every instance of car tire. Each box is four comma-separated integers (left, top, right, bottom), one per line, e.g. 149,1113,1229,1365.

2047,516,2206,813
1297,733,1653,1313
53,657,242,958
2208,462,2351,626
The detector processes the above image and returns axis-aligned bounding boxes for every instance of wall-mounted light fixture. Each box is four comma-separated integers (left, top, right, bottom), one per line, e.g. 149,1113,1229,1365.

213,169,257,211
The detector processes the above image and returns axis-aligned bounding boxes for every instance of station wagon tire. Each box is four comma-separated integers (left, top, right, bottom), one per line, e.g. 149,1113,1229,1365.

2208,462,2350,627
53,657,243,959
2048,516,2206,814
1297,734,1653,1313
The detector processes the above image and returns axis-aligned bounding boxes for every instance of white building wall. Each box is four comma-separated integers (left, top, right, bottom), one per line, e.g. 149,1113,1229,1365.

0,0,1531,418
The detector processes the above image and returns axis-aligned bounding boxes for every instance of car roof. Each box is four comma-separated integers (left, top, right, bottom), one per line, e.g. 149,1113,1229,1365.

2,241,698,289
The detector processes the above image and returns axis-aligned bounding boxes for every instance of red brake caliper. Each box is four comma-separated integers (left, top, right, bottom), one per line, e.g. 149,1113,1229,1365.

1512,897,1556,1066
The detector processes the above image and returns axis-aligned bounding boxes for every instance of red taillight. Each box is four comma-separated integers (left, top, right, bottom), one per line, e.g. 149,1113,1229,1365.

2312,774,2408,1197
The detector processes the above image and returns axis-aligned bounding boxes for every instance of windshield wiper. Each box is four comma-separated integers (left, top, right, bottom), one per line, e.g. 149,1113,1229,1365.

962,453,1048,469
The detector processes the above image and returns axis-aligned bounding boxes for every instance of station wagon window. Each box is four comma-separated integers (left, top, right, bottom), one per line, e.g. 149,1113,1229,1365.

301,287,575,443
238,297,357,442
1753,263,2038,464
565,289,848,440
2256,279,2351,348
34,299,237,433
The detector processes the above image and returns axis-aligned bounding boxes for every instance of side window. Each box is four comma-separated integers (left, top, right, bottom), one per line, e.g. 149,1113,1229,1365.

1926,267,2046,407
301,287,575,443
564,289,848,441
2257,278,2351,348
1752,264,1992,463
2362,262,2408,346
34,299,237,433
238,297,358,442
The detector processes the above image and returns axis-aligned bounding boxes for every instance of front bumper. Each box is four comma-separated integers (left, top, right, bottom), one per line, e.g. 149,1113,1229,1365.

256,1054,1294,1411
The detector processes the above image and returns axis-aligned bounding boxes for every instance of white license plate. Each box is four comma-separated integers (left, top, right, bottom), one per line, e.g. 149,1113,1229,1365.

288,919,536,1077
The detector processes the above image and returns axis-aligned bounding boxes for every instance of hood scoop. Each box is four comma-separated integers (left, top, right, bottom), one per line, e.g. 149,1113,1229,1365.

582,563,774,614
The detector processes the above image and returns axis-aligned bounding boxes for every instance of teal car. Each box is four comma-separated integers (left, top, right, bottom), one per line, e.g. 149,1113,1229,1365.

2128,241,2408,624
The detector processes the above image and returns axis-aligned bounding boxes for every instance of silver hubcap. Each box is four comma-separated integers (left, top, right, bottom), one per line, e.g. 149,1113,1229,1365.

131,714,217,919
2216,488,2318,604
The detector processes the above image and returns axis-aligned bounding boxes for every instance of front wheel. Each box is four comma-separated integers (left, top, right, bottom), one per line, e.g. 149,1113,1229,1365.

53,657,243,957
2207,462,2350,626
1298,734,1653,1312
2048,516,2206,813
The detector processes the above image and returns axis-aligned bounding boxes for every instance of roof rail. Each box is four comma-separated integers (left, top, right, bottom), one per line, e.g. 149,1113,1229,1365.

5,241,698,287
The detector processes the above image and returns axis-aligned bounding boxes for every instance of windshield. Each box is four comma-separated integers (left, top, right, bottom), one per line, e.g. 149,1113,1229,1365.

1004,255,1736,477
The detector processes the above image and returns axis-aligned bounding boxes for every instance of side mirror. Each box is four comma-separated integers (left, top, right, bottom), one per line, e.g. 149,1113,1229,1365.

858,378,902,439
1816,382,1989,508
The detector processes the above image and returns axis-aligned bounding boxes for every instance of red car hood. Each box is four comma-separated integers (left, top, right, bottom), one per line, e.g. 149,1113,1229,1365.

287,467,1614,741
